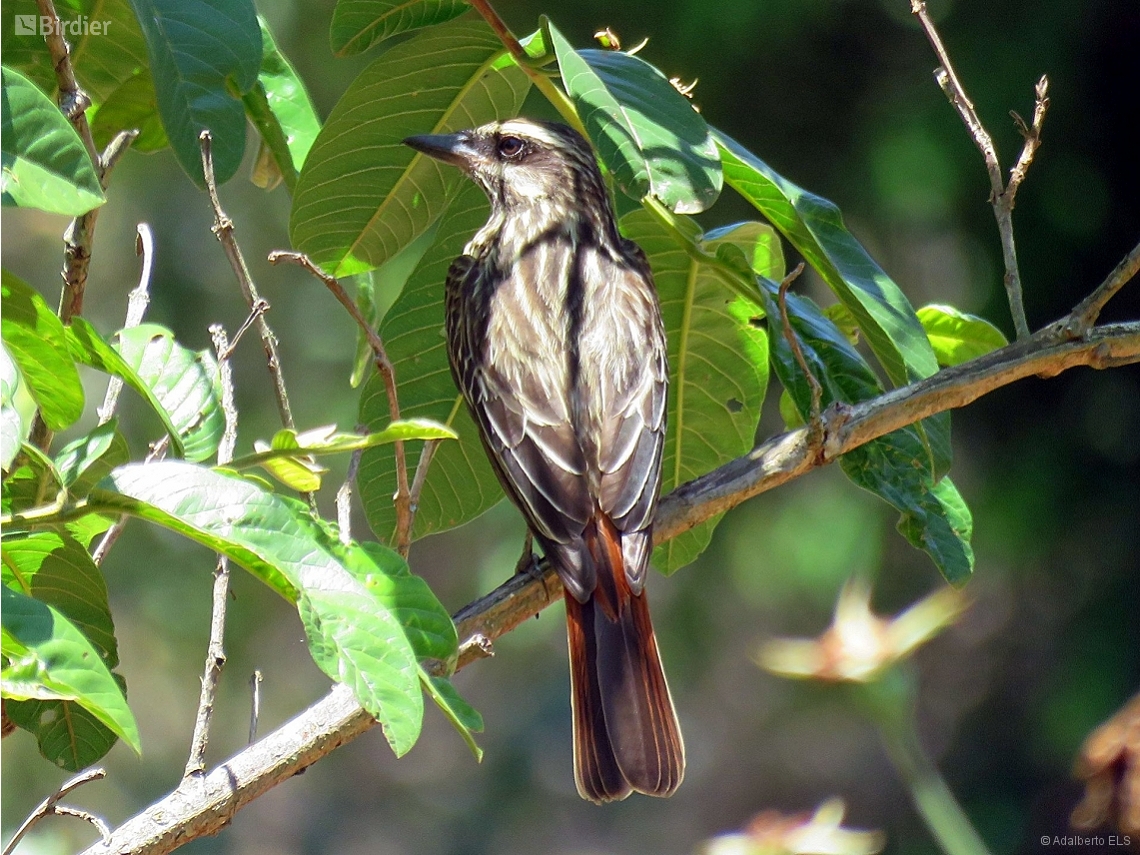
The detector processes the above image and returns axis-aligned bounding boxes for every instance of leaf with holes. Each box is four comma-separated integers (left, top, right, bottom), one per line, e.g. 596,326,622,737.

111,324,224,463
621,212,775,573
290,18,529,278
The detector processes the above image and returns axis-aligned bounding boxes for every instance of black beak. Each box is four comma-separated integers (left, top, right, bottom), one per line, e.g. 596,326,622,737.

403,133,479,169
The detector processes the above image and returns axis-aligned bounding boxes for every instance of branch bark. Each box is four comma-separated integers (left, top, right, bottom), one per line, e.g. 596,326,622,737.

80,314,1139,855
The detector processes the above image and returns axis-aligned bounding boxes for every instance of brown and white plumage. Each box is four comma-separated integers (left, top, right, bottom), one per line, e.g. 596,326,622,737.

405,119,683,802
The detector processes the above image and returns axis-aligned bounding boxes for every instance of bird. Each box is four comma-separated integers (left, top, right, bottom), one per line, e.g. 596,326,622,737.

404,118,684,803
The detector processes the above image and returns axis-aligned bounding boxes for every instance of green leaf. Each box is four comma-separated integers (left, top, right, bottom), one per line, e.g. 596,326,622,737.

1,586,140,761
64,318,186,458
916,304,1008,367
53,420,130,495
2,531,118,670
757,281,973,585
2,341,34,470
0,271,85,431
68,0,152,103
620,213,774,573
128,0,262,186
90,71,168,153
337,539,482,758
94,462,425,755
1,463,114,548
358,182,504,543
714,129,951,480
290,18,530,278
548,26,721,214
0,66,105,215
111,324,224,462
244,17,321,193
330,0,471,57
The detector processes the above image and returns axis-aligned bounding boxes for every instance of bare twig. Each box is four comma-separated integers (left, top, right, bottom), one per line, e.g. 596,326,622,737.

80,309,1140,855
199,131,296,434
33,0,96,161
336,446,365,544
183,326,240,779
911,0,1045,340
91,436,169,567
267,250,417,556
3,768,108,855
99,224,155,423
1064,240,1140,338
248,671,263,745
775,263,822,425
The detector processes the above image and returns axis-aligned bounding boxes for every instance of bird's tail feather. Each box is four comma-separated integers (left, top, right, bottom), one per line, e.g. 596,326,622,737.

565,518,684,803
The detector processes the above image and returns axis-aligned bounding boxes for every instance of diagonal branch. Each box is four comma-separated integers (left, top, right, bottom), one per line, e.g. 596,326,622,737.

80,310,1140,855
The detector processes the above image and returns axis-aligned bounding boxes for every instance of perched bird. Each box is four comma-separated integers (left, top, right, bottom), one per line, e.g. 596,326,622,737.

404,119,684,803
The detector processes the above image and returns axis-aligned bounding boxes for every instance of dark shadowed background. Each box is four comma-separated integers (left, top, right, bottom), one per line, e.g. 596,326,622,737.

3,0,1138,853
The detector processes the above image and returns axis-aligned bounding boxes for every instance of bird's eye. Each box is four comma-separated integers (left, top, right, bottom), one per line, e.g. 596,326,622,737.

497,136,525,158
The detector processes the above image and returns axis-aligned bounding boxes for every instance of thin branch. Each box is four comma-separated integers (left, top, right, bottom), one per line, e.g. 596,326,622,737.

91,436,169,567
912,0,1042,341
776,263,822,424
267,250,417,556
34,0,97,162
183,325,240,779
4,768,107,855
99,224,155,423
1064,240,1140,338
60,129,139,324
337,445,365,544
80,311,1140,855
198,131,296,434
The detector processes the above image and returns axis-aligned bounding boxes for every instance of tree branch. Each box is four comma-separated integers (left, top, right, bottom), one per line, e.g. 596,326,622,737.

80,310,1139,855
911,0,1046,340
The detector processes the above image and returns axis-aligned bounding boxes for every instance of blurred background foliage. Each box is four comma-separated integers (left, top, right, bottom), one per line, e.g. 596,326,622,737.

2,0,1137,853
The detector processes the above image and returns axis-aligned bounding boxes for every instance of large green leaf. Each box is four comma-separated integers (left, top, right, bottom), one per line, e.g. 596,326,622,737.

90,71,168,153
0,272,85,431
330,0,471,57
549,25,721,214
112,324,223,463
757,281,973,585
619,212,774,573
714,129,951,480
68,0,151,102
290,18,530,278
244,16,321,193
0,66,105,215
128,0,262,186
94,462,425,755
1,586,140,764
358,182,503,543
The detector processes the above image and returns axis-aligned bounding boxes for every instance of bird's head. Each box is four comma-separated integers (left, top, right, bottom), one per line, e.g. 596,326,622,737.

404,119,613,240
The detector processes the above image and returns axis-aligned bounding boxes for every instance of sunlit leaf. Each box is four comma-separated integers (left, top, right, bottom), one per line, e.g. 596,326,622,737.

917,304,1008,367
620,212,774,572
549,25,721,214
0,67,105,215
0,272,84,431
